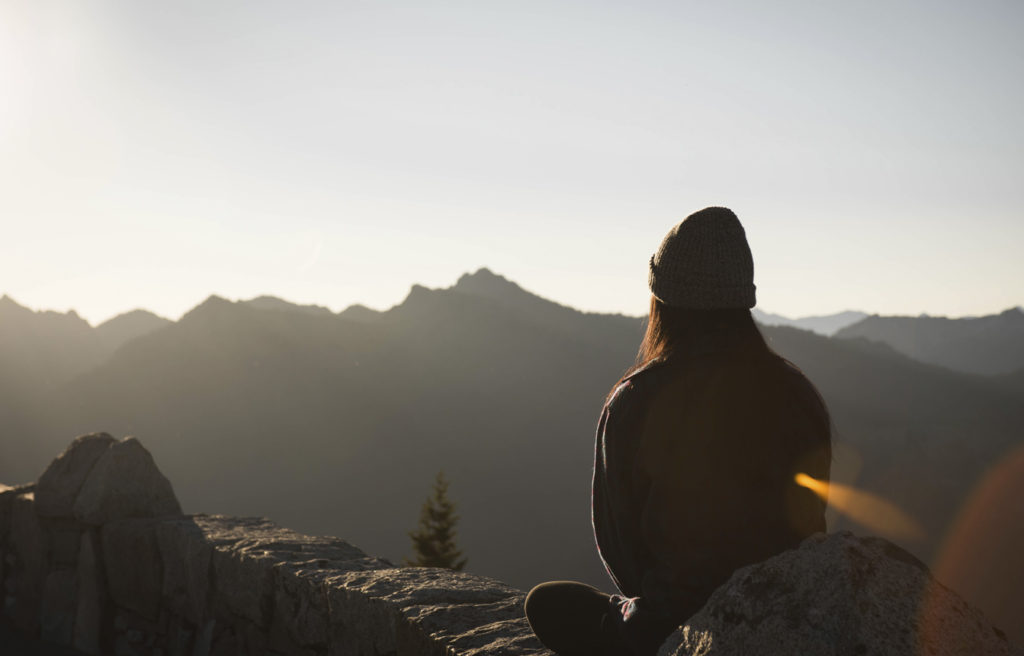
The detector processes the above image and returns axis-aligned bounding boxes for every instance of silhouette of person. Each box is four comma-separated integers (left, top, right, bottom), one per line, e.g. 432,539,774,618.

524,207,832,655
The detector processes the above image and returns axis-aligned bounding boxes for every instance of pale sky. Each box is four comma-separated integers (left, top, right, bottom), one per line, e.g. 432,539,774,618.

2,0,1022,326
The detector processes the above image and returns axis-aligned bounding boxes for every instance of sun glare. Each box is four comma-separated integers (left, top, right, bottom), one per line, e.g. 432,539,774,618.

795,472,925,542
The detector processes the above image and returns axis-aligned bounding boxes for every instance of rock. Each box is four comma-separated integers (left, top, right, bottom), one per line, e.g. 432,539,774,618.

36,433,116,518
73,437,182,525
270,564,332,650
8,493,45,632
43,517,85,566
192,619,215,656
75,531,104,655
657,531,1023,656
0,484,23,544
192,514,386,630
102,518,165,620
324,567,547,656
401,596,539,655
156,517,214,625
210,541,276,626
40,568,78,645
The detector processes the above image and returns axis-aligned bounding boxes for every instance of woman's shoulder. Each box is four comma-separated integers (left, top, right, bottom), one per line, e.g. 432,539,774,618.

774,357,827,403
602,358,677,421
608,358,674,401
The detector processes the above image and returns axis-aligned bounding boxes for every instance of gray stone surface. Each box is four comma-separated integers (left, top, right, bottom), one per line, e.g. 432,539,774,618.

156,517,214,625
657,531,1023,656
73,437,182,526
193,619,215,656
36,433,117,518
40,568,78,645
402,596,539,655
191,514,386,629
43,517,85,566
74,531,103,655
4,441,559,656
269,563,333,650
10,492,45,632
325,567,549,656
102,519,164,620
6,479,544,656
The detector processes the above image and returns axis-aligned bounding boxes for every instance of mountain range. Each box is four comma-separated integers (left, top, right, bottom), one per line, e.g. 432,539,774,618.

1,271,1021,639
835,307,1024,376
751,308,868,336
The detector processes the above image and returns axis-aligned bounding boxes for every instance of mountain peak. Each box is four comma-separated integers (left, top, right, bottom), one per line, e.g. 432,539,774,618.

0,294,28,312
179,295,235,323
200,294,231,307
95,310,172,353
339,303,382,323
451,268,524,299
243,296,333,316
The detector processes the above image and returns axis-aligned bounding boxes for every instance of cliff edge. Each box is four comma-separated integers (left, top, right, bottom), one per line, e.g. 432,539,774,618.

2,435,1018,656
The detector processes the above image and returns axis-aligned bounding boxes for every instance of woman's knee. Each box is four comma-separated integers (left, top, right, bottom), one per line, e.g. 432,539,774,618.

524,581,565,626
524,581,619,656
524,581,610,631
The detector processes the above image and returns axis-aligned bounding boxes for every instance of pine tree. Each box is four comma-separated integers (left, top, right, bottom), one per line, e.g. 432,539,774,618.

403,470,467,570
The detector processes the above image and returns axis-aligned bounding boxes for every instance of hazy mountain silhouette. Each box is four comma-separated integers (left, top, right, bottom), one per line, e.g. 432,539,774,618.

990,367,1024,399
243,295,334,316
0,295,103,394
95,309,172,354
752,308,867,336
0,298,170,480
0,298,172,394
835,307,1024,375
1,272,1021,621
338,303,383,323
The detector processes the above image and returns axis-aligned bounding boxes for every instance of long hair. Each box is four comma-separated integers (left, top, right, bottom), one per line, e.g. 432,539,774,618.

637,297,768,365
609,295,832,463
609,297,770,399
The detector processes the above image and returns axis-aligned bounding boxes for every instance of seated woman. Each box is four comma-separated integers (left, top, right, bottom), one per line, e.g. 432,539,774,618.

525,207,832,656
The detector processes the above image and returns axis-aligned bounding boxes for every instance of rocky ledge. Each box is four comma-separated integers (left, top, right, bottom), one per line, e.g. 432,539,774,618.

0,434,550,655
2,434,1019,656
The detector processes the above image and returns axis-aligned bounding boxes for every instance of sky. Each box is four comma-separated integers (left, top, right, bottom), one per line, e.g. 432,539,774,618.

2,0,1022,326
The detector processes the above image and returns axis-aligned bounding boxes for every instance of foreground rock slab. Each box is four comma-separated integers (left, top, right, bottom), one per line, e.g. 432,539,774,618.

658,531,1022,656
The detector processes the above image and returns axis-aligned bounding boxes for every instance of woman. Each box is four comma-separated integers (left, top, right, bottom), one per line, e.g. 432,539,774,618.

525,207,832,656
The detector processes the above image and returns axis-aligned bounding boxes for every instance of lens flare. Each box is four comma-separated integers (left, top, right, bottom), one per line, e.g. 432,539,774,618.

928,444,1024,646
795,473,925,541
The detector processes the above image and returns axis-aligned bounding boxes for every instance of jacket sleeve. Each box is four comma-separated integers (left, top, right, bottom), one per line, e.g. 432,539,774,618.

592,379,652,598
594,378,694,656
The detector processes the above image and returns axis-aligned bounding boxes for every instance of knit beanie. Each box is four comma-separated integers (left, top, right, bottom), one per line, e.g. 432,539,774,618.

648,207,756,309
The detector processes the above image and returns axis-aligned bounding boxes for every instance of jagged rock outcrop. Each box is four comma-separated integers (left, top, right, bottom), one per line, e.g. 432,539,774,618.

1,435,552,655
35,433,118,518
658,532,1021,656
72,436,183,525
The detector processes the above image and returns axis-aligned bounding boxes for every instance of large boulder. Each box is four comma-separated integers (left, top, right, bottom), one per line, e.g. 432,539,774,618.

72,437,182,525
658,531,1022,656
35,433,117,518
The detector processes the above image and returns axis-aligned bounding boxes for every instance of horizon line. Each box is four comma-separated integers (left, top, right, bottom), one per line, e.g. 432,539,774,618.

3,268,1022,328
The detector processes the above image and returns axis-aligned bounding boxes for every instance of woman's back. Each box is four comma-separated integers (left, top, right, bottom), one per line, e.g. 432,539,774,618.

633,348,831,602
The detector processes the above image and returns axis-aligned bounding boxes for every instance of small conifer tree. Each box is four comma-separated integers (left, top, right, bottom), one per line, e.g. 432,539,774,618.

404,470,467,571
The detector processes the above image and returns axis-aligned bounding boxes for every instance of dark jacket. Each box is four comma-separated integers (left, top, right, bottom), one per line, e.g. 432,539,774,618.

592,347,831,653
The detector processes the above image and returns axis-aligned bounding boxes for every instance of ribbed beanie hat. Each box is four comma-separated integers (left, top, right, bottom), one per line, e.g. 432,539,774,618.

648,207,756,309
